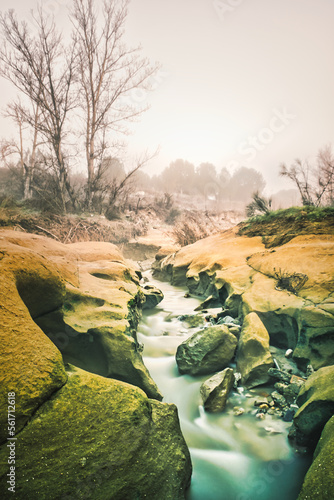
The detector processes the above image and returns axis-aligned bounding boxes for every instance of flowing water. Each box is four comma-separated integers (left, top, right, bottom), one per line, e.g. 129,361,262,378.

137,271,311,500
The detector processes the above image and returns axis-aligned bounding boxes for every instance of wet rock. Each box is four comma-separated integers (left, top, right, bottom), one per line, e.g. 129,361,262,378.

194,294,220,311
268,367,292,384
179,314,206,328
283,408,296,422
142,284,164,309
289,365,334,449
217,315,240,326
0,366,192,500
236,312,275,388
200,368,235,413
270,391,287,408
176,325,238,376
297,415,334,500
233,406,245,416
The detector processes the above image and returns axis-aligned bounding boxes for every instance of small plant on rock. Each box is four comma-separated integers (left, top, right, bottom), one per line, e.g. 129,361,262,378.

274,268,308,294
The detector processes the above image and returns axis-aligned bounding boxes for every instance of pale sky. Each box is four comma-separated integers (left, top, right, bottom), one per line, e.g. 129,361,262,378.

0,0,333,194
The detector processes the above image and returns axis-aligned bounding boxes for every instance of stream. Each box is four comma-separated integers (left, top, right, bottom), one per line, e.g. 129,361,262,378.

137,271,311,500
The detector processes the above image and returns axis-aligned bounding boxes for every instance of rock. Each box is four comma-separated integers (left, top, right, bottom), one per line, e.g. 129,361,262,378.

0,366,192,500
233,406,245,416
297,415,334,500
142,284,164,309
176,325,238,376
0,241,68,443
179,314,206,328
157,229,334,371
200,368,235,412
289,365,334,449
268,367,292,384
0,230,162,445
270,391,287,408
194,294,220,311
285,348,293,358
236,312,275,388
283,408,296,422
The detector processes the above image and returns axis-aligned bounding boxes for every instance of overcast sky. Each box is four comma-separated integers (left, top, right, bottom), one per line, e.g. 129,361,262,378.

0,0,333,194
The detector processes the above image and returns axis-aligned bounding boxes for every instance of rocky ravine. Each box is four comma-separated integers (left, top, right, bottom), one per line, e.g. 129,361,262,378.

153,226,334,499
0,229,191,500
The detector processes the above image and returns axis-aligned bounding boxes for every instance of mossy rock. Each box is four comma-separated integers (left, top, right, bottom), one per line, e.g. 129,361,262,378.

0,366,191,500
290,365,334,449
298,415,334,499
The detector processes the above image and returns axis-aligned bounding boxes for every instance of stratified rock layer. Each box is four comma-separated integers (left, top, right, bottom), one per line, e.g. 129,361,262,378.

154,229,334,370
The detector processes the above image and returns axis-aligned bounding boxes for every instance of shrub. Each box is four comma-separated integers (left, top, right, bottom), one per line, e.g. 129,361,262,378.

274,268,308,294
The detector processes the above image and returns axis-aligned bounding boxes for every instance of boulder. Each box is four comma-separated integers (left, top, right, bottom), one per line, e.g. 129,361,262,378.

297,415,334,500
236,312,275,388
200,368,235,412
289,365,334,449
0,230,162,433
0,366,192,500
176,325,238,376
0,242,68,443
142,284,164,309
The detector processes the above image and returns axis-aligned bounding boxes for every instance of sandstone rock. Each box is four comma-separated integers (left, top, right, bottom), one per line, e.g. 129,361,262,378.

0,242,67,444
297,415,334,500
236,312,275,388
289,365,334,449
0,230,161,413
176,325,238,376
0,366,192,500
200,368,235,412
142,284,164,309
157,229,334,371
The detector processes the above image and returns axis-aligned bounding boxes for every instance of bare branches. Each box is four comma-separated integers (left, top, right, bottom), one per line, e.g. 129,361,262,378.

0,7,77,211
280,145,334,207
71,0,160,208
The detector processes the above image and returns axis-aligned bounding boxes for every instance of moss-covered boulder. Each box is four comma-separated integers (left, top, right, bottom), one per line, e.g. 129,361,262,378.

0,241,67,444
0,229,161,400
0,366,192,500
297,415,334,500
289,365,334,449
176,325,238,376
236,312,275,388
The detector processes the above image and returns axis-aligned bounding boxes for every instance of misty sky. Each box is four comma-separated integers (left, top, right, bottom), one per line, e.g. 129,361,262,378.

0,0,333,194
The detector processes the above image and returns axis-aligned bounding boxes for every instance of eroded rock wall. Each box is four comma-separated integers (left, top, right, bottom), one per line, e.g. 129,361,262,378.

0,230,191,499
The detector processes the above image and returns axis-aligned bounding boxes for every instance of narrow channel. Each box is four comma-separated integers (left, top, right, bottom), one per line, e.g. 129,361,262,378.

137,271,311,500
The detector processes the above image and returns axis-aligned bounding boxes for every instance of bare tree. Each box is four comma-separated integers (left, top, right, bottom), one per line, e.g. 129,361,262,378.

3,99,41,199
316,145,334,206
280,145,334,207
0,8,77,212
71,0,159,209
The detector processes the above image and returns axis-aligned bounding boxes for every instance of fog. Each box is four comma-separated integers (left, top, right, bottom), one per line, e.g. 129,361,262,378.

0,0,333,194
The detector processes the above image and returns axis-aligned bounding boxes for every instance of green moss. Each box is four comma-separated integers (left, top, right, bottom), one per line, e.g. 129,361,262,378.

298,416,334,500
238,206,334,247
0,366,191,500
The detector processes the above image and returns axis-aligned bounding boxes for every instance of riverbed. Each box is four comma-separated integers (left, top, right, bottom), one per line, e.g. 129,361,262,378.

137,271,311,500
